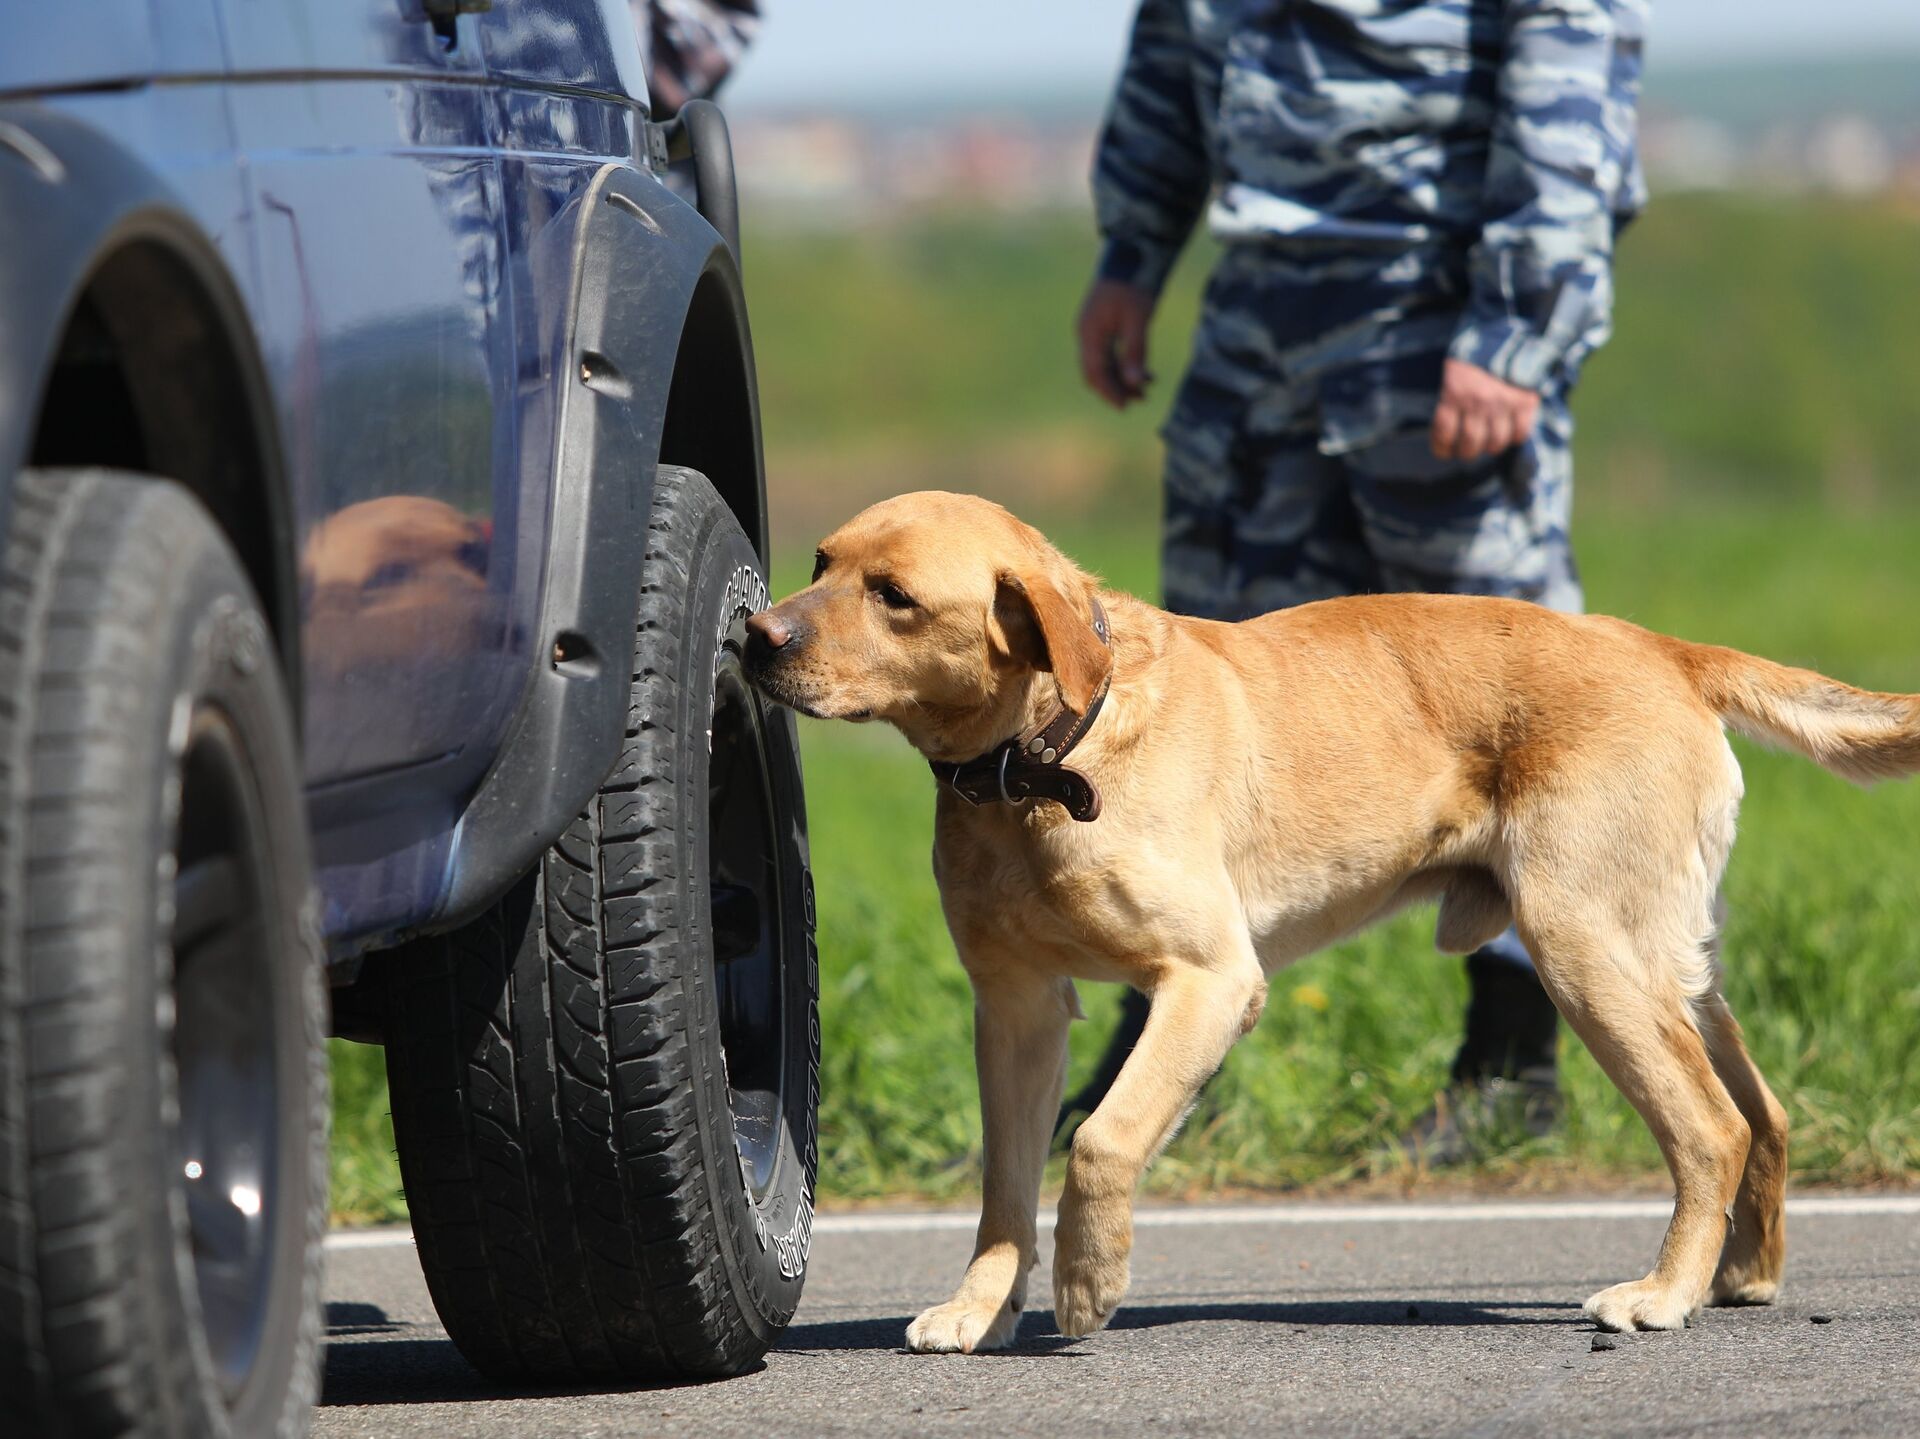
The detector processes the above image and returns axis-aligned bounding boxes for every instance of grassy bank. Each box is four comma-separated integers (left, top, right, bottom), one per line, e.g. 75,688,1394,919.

746,192,1920,531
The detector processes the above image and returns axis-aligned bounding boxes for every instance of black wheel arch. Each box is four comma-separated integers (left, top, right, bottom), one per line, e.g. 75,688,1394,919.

660,263,769,565
0,104,300,710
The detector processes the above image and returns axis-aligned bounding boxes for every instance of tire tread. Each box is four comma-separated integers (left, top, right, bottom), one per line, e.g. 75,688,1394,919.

388,466,807,1383
0,470,326,1438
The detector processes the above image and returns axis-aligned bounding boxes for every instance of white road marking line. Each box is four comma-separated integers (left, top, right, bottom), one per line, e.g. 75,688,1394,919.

325,1193,1920,1250
326,1228,417,1250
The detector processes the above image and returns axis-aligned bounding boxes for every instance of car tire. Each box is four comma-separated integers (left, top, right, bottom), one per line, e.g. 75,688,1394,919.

0,469,328,1439
383,463,817,1382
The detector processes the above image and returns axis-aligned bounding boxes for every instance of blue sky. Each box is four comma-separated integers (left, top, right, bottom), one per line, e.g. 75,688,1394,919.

727,0,1920,111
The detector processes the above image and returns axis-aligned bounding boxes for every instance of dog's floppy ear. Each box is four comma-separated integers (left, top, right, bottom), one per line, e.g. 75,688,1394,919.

993,568,1111,714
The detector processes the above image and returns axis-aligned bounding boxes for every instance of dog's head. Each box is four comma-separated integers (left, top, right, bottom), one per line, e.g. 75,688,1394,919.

745,492,1112,760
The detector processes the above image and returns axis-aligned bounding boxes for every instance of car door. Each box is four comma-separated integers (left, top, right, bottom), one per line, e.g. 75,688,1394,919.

218,0,528,937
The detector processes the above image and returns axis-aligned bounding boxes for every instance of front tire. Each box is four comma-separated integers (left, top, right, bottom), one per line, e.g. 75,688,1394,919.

384,464,817,1382
0,470,327,1439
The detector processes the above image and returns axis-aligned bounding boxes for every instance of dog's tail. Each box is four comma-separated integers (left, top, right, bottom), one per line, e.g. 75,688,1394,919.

1673,639,1920,785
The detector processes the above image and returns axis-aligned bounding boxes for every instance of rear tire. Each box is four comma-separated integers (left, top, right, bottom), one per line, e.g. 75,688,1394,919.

383,464,817,1382
0,469,327,1439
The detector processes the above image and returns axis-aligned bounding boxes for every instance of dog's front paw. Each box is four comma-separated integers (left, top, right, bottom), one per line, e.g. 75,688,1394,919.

1585,1277,1699,1332
1051,1232,1130,1338
905,1297,1020,1354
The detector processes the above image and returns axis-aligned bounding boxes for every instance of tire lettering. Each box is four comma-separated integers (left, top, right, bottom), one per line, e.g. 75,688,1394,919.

771,1186,814,1280
717,564,769,658
724,560,817,1285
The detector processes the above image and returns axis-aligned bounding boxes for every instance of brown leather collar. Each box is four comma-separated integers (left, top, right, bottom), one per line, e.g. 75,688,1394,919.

929,598,1112,823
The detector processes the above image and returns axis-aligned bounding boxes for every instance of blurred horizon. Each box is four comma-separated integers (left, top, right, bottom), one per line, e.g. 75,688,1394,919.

723,50,1920,223
728,50,1920,130
715,30,1920,545
724,2,1920,114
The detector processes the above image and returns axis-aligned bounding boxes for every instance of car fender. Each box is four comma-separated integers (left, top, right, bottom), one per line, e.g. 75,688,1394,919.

431,161,767,930
0,103,300,685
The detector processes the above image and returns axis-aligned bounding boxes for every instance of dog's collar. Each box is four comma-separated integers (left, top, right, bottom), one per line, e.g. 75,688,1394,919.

928,598,1112,823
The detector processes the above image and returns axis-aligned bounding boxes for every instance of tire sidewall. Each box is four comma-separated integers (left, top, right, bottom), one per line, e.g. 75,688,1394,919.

673,494,817,1342
25,475,325,1439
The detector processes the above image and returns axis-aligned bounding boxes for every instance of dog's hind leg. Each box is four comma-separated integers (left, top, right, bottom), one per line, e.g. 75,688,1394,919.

1052,945,1265,1338
1698,989,1789,1306
1518,906,1750,1332
905,966,1074,1354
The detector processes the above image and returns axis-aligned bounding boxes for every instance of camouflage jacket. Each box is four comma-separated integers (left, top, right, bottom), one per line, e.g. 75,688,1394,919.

1094,0,1649,390
636,0,760,113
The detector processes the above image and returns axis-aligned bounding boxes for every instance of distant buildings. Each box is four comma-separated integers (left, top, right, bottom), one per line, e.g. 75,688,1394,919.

1644,108,1913,197
731,111,1095,222
729,102,1920,224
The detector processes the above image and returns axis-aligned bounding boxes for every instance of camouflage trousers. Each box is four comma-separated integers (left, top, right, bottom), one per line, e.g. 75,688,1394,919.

1160,245,1583,973
1161,244,1582,623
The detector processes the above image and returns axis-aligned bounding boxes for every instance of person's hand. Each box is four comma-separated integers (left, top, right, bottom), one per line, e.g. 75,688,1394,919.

1076,278,1157,410
1431,358,1539,463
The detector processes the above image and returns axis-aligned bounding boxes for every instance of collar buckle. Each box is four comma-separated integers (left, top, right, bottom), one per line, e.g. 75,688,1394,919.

928,596,1113,823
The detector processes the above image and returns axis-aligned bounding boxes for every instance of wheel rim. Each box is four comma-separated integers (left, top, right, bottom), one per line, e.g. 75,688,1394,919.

169,706,280,1404
707,648,786,1198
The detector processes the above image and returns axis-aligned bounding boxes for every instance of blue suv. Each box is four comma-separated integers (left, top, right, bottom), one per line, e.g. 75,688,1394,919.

0,5,816,1432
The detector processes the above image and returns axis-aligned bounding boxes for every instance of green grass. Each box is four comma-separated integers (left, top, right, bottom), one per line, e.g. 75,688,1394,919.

329,507,1920,1218
329,1037,406,1226
327,194,1920,1220
746,193,1920,521
774,508,1920,1202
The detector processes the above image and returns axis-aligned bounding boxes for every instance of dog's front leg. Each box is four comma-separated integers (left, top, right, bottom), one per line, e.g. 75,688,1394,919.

905,967,1073,1354
1053,957,1264,1338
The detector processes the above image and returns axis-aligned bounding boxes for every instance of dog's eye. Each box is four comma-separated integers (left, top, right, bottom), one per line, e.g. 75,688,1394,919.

875,581,917,611
811,551,829,582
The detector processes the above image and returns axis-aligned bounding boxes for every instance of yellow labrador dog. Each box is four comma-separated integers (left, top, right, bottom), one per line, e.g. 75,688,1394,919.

742,491,1920,1352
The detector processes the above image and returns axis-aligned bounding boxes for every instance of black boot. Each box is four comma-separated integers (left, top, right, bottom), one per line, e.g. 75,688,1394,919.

1400,950,1563,1167
1053,988,1150,1147
1454,950,1561,1084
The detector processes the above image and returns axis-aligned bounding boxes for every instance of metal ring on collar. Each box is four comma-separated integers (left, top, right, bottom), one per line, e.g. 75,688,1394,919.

996,744,1025,806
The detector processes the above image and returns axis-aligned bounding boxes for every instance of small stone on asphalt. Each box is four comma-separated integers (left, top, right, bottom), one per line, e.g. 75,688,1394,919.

1591,1335,1617,1352
1810,1314,1834,1324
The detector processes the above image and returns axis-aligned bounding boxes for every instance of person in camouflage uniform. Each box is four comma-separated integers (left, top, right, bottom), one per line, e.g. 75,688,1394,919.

1063,0,1649,1161
637,0,760,113
637,0,758,209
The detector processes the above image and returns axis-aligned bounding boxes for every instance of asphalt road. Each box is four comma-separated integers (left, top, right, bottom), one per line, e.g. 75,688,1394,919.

317,1196,1920,1438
